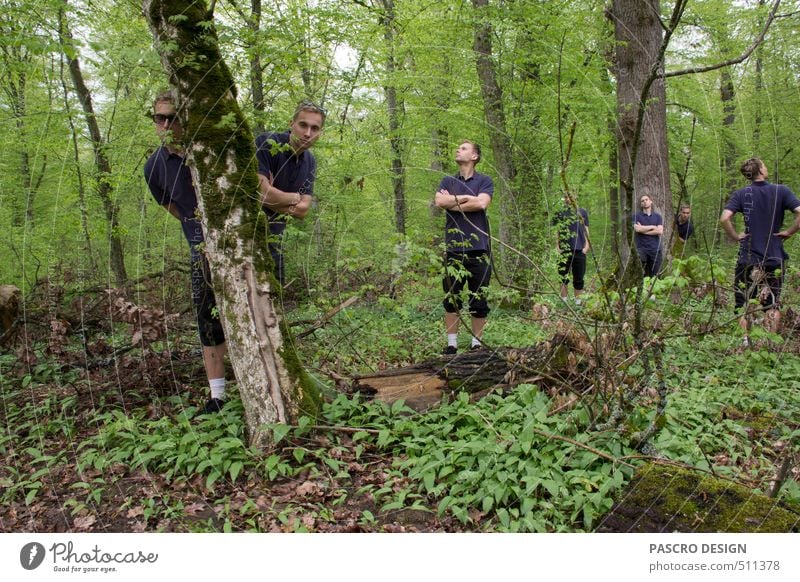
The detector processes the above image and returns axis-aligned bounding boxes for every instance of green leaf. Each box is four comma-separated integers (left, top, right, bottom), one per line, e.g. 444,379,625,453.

228,461,243,482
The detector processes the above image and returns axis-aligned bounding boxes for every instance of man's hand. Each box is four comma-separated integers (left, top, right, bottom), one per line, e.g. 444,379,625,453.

774,230,794,240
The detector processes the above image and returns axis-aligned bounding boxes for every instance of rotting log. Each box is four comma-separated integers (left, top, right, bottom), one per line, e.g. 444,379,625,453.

352,334,586,410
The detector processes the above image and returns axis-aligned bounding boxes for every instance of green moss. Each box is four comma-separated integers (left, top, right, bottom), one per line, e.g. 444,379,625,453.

279,319,322,420
618,463,799,532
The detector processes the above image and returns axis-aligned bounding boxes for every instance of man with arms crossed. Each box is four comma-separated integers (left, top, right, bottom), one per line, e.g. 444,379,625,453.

255,101,325,284
720,157,800,346
434,140,494,355
634,194,664,277
144,90,227,414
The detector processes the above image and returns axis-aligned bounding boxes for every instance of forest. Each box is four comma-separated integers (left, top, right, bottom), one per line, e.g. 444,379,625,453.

1,0,799,533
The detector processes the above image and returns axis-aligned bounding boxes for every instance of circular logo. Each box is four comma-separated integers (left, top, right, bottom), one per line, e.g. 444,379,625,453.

20,542,46,570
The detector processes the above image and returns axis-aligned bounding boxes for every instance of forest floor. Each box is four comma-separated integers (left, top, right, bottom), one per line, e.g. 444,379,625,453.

2,276,799,533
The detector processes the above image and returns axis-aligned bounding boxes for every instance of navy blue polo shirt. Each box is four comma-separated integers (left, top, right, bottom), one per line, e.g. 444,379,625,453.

255,131,317,237
725,181,800,263
439,172,494,252
553,207,589,251
144,146,203,245
634,211,663,253
674,215,694,240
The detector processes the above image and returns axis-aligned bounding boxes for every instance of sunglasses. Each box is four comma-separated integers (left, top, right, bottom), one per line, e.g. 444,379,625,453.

151,113,179,125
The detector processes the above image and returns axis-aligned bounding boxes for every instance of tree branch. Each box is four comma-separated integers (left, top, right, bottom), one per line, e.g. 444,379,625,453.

665,0,781,78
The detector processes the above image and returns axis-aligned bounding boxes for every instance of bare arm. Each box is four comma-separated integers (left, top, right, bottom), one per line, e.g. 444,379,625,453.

774,207,800,239
583,226,590,253
719,209,748,242
258,173,312,218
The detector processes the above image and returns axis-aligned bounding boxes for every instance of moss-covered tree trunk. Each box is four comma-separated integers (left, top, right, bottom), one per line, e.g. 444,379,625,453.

143,0,320,447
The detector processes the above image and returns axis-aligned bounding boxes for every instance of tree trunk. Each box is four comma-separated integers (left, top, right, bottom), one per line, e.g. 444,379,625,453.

380,0,406,236
719,67,737,244
58,52,95,268
249,0,265,134
472,0,520,275
144,0,321,447
610,0,673,286
58,1,127,287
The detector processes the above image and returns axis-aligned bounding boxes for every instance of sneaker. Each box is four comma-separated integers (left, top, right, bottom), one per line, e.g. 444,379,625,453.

470,344,483,351
742,337,750,348
203,398,225,414
441,345,457,355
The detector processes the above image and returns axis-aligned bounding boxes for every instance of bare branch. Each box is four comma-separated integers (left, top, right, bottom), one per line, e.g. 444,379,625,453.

665,0,782,78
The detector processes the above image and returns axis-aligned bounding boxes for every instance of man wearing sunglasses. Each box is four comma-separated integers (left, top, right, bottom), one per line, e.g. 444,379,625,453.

255,101,326,284
144,90,228,414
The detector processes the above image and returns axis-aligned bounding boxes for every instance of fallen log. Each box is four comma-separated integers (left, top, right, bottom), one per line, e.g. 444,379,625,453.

352,333,586,410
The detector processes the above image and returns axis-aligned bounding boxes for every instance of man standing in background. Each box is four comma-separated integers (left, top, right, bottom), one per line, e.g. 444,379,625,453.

673,203,693,257
634,194,664,278
554,193,590,303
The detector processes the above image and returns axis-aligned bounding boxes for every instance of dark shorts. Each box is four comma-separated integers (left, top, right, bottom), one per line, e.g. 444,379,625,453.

443,251,491,318
734,261,783,311
637,247,663,278
558,250,586,290
190,245,225,346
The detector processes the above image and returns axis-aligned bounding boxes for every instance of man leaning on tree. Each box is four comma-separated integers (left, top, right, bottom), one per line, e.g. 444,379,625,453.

144,89,228,414
255,101,325,285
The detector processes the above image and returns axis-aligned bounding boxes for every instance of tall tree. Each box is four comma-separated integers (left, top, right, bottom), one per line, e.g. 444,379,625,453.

58,0,128,287
471,0,517,269
143,0,320,446
609,0,677,282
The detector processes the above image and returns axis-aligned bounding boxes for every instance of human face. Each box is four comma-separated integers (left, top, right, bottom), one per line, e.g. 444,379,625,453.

454,142,478,164
289,110,324,153
640,195,652,211
678,207,691,223
153,101,182,142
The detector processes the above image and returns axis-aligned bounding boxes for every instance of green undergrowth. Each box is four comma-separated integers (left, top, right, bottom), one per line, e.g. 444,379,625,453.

321,388,638,532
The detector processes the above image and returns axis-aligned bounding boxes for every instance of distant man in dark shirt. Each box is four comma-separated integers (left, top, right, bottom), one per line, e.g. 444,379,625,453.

255,101,325,284
434,140,494,354
634,194,664,277
144,89,227,414
720,157,800,345
553,194,590,302
673,204,694,257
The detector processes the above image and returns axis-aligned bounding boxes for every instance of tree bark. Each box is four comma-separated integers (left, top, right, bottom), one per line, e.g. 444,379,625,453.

58,1,127,287
143,0,321,447
471,0,524,279
380,0,406,236
610,0,673,286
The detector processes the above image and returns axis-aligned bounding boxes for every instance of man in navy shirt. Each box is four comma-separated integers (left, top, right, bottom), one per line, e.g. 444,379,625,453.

634,194,664,277
144,90,227,414
553,194,590,302
720,157,800,344
255,101,325,284
673,204,694,257
434,140,494,354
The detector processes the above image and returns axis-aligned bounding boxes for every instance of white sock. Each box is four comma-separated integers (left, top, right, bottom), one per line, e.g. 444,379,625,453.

447,334,458,348
209,377,226,400
471,337,482,348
